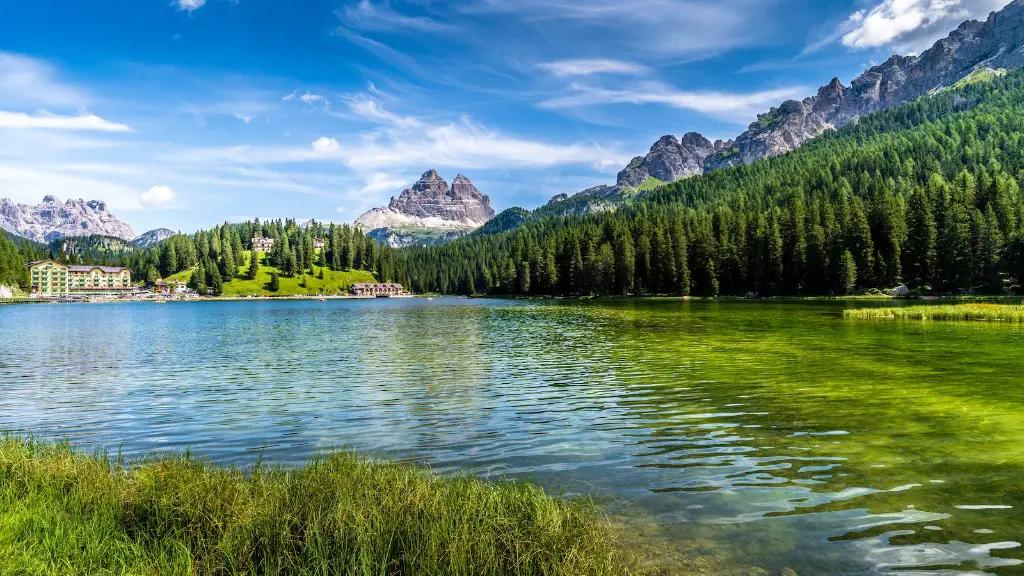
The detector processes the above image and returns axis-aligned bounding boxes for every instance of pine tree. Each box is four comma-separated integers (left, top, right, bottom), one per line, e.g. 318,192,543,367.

839,250,857,295
903,188,936,289
268,272,280,292
247,250,260,280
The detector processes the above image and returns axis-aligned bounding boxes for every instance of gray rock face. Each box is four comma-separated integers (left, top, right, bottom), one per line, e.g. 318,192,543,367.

547,193,570,205
616,132,715,187
707,0,1024,170
132,228,175,247
383,170,494,225
0,196,136,243
354,170,496,243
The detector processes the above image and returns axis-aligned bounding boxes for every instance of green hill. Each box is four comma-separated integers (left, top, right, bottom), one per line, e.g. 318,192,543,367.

167,252,376,297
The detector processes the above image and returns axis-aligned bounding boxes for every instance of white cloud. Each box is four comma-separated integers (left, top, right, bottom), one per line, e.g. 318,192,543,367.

312,137,341,154
339,0,456,33
139,185,178,209
0,52,89,108
0,111,132,132
538,59,651,77
342,92,421,127
462,0,781,58
537,82,806,124
300,93,325,104
233,112,256,123
177,0,206,12
823,0,1007,52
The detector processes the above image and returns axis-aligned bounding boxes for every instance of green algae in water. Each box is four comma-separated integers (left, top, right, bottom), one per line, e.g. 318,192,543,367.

1,299,1023,574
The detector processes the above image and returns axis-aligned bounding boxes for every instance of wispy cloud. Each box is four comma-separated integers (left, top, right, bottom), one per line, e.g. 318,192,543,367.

173,113,625,173
338,0,456,33
342,92,421,127
0,52,90,108
537,59,651,77
462,0,784,58
0,111,132,132
537,82,806,124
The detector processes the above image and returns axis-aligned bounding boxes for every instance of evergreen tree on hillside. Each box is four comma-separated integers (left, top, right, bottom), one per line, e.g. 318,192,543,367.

247,250,260,280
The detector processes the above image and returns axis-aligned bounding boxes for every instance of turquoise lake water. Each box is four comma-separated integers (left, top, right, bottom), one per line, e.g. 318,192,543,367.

2,298,1023,574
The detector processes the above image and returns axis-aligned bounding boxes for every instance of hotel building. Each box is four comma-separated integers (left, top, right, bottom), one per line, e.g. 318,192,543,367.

27,260,133,298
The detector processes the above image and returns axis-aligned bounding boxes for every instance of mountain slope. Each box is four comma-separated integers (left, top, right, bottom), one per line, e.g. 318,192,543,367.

133,228,175,247
523,0,1024,227
0,196,136,243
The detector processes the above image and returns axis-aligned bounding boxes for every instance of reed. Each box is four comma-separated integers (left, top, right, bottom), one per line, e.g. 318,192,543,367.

844,303,1024,322
0,438,638,576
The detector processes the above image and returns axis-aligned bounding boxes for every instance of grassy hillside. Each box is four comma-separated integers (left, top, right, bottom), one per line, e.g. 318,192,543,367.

167,252,377,297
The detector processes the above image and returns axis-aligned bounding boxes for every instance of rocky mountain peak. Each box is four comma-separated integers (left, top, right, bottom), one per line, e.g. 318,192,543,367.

0,196,136,243
355,170,496,241
617,131,715,187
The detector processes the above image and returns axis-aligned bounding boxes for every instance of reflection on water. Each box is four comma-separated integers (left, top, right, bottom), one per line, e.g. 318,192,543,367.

2,298,1024,575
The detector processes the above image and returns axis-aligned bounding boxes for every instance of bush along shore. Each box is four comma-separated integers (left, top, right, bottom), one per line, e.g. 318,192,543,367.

0,439,638,576
845,303,1024,322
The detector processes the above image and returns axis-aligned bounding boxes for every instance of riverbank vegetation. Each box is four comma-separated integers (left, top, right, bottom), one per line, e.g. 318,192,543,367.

0,439,637,576
392,70,1024,298
845,303,1024,322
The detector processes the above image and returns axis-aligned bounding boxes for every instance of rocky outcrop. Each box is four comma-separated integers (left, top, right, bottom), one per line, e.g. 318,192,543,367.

616,132,715,187
0,196,136,243
355,170,496,245
708,1,1024,170
132,228,175,247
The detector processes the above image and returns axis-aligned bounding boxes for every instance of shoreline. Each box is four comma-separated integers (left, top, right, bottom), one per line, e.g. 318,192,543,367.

4,293,1024,305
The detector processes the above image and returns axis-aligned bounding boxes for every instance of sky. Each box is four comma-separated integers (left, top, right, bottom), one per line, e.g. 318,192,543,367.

0,0,1012,235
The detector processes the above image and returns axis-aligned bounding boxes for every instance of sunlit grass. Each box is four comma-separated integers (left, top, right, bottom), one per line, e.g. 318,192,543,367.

845,303,1024,322
165,251,377,297
0,439,638,576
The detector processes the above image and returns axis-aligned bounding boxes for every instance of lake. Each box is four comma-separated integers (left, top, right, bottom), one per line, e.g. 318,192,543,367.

2,298,1023,575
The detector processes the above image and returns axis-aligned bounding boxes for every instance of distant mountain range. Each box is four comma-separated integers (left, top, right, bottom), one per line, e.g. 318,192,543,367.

0,196,171,247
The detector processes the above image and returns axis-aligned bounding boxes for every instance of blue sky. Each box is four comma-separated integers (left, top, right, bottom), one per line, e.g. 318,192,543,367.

0,0,1011,234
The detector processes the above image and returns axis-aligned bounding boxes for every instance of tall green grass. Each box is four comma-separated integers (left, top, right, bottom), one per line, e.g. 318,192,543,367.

845,303,1024,322
0,439,638,576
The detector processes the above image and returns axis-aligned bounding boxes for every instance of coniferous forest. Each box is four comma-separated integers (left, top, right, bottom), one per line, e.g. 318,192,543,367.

388,71,1024,297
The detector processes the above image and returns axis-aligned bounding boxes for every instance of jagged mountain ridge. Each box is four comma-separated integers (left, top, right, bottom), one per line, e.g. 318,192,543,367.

355,170,496,247
544,0,1024,213
0,196,137,243
132,228,175,247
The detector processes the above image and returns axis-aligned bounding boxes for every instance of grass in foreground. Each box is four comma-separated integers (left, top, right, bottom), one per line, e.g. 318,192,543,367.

0,439,637,576
844,303,1024,322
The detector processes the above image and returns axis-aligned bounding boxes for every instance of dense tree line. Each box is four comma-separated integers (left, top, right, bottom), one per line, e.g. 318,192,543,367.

390,71,1024,297
0,232,42,290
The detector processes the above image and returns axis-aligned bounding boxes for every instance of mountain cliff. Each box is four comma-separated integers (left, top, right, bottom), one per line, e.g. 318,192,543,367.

0,196,136,243
546,0,1024,212
355,170,496,247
